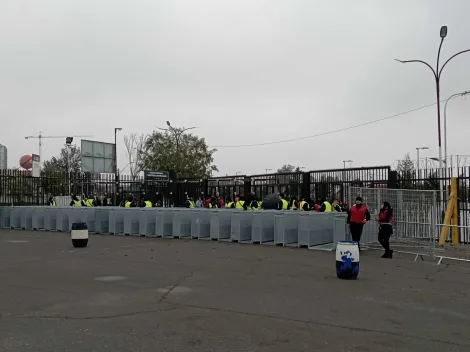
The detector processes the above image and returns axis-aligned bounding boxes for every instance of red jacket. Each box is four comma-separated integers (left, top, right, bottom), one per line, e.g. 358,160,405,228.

348,204,370,224
378,209,393,224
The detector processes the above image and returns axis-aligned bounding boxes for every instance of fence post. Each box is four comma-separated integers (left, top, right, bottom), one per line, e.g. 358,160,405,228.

388,170,398,189
302,172,310,198
244,177,251,196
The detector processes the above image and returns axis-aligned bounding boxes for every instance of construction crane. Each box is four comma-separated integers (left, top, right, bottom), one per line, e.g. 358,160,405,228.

24,130,94,167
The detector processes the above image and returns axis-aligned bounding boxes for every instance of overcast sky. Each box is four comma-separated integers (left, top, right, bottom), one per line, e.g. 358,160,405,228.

1,0,469,176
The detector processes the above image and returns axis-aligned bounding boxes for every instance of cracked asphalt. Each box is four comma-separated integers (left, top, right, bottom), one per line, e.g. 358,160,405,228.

1,229,470,352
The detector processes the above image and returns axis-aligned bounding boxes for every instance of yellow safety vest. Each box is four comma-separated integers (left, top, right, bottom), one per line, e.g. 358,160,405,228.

189,200,195,208
50,201,56,206
73,200,81,207
300,200,309,211
145,201,152,207
226,202,233,208
281,199,288,210
86,199,94,207
125,201,131,208
235,200,245,209
290,200,297,210
323,201,332,212
258,201,263,210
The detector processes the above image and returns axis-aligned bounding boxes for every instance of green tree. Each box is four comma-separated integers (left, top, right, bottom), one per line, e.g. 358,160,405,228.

43,145,81,174
396,153,416,189
276,164,303,173
141,127,218,179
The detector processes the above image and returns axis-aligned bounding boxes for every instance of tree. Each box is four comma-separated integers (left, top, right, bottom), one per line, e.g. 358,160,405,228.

276,164,303,173
43,145,81,174
141,127,218,179
396,153,416,189
123,133,147,180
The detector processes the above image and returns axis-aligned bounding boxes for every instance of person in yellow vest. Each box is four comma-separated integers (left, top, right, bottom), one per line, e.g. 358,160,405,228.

278,193,289,210
144,197,153,207
319,197,332,212
85,195,95,207
48,196,57,206
70,195,82,207
235,199,245,209
124,196,135,208
299,197,310,211
332,199,342,212
290,196,298,210
225,198,235,209
257,199,263,210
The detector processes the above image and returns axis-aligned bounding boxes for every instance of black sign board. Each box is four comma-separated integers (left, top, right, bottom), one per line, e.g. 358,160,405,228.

144,171,170,182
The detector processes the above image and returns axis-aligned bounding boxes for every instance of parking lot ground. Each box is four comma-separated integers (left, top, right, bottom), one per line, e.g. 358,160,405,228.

0,229,470,352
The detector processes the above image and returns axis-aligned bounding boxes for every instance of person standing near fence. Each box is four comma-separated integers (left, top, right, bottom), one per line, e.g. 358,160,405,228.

378,202,393,258
347,196,370,249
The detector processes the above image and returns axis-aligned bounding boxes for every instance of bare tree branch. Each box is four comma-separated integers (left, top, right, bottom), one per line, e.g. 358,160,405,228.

123,133,147,180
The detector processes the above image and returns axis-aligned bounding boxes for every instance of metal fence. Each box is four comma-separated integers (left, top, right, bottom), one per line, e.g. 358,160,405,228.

348,186,439,257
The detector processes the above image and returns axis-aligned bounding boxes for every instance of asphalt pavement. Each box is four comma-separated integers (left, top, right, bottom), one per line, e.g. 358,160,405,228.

0,229,469,352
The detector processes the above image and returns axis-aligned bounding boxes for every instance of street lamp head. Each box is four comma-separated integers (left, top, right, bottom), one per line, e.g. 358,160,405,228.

115,128,122,132
440,26,448,39
166,121,171,127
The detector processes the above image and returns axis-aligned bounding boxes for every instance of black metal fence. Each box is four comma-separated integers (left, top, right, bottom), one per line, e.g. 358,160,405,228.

1,166,470,208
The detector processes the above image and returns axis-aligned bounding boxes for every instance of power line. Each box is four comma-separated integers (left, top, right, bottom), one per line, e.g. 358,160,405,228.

210,99,447,148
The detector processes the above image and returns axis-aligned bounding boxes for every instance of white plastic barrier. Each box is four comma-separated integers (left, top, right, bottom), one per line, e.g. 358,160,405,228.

252,211,275,244
172,209,192,238
210,210,232,240
0,207,348,250
10,207,22,229
139,209,156,237
274,212,300,246
156,209,174,237
124,209,141,236
230,211,253,242
191,210,211,239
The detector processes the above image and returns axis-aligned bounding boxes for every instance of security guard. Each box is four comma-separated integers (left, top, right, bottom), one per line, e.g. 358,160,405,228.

225,198,235,209
48,196,57,206
85,195,95,207
347,196,371,249
290,197,298,210
278,193,289,210
299,197,310,211
70,195,81,207
319,198,332,212
235,199,245,209
124,196,135,208
144,198,153,208
257,199,263,210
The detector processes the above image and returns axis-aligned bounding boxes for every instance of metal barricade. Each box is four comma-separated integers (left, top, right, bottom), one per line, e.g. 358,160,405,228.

274,212,299,246
109,208,125,235
230,211,253,243
43,207,57,231
298,213,332,248
435,224,470,264
191,210,211,239
348,187,438,257
251,211,275,244
21,207,34,230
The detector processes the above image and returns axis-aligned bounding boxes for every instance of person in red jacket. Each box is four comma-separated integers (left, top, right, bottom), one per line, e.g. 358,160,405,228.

347,196,371,249
378,201,394,258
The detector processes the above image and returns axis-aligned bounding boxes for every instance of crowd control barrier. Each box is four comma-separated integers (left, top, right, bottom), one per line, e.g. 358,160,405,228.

0,206,348,250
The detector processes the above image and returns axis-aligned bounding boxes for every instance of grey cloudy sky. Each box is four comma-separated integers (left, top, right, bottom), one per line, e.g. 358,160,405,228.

1,0,469,175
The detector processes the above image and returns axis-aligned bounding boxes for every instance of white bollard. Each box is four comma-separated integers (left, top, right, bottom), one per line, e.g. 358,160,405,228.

71,222,89,248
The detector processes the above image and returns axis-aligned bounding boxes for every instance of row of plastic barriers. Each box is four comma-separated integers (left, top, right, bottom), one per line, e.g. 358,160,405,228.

0,207,348,250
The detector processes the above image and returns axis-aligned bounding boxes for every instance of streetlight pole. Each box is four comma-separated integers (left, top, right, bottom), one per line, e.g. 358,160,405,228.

114,128,122,205
444,91,470,174
343,160,353,169
395,26,470,204
416,147,429,181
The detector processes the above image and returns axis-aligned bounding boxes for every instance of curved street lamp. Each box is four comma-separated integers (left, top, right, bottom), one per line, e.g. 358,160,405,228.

395,26,470,203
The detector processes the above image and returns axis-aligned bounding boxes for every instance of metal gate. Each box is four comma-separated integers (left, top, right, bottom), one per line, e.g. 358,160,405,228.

348,186,439,255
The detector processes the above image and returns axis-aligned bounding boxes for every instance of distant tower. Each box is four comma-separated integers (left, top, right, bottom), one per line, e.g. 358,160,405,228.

0,144,7,170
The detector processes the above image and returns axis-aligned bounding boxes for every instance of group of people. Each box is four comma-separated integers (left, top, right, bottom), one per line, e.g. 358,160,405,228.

347,196,394,259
